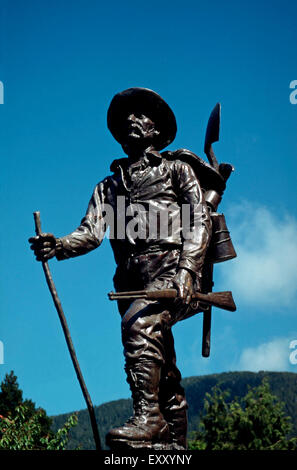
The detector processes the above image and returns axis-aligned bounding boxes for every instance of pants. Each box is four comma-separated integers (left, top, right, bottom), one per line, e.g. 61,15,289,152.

113,248,187,396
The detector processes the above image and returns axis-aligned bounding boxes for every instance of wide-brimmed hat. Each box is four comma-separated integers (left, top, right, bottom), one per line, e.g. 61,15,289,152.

107,87,177,150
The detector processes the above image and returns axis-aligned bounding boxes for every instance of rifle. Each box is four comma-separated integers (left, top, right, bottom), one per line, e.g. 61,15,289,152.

108,289,236,312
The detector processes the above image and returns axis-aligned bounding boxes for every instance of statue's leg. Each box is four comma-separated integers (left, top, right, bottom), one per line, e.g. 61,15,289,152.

107,249,187,449
159,327,188,450
106,299,171,449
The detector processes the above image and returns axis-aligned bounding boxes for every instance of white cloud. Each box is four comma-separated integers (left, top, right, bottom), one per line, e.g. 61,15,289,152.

238,337,293,372
217,202,297,308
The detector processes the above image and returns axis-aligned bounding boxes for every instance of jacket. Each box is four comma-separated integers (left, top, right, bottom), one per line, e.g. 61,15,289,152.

55,148,212,278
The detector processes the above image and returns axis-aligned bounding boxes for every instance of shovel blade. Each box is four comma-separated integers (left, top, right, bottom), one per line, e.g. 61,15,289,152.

204,102,221,153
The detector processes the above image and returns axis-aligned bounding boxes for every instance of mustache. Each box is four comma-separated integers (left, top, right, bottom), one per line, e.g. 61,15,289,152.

128,122,144,132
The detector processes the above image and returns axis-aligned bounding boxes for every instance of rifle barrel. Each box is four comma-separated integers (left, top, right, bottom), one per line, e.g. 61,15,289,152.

108,289,236,312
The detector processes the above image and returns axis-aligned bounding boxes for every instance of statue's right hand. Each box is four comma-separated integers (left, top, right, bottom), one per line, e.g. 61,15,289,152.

28,233,57,262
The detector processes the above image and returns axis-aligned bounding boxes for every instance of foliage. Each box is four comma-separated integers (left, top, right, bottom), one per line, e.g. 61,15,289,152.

0,403,78,450
189,379,297,450
0,371,23,416
0,371,77,450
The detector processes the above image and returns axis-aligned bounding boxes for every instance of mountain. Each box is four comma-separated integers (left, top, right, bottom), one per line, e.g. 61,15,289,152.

51,371,297,450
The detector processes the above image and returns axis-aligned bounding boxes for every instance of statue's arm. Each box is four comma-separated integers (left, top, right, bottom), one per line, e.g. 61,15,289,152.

55,181,107,260
173,160,212,278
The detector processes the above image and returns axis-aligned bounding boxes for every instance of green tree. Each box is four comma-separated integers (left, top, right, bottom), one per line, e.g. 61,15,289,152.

189,379,297,450
0,404,78,450
0,371,23,417
0,371,77,450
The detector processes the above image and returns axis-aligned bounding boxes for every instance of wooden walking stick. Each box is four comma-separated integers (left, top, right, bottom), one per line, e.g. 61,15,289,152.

33,211,101,450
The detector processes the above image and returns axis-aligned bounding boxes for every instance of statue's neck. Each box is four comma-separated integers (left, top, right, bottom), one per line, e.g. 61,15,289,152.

126,145,155,163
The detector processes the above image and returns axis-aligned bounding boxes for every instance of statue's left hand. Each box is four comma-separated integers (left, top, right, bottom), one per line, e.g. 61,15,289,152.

172,268,194,305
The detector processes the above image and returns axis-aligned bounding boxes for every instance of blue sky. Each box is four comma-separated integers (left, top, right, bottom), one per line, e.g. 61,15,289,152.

0,0,296,416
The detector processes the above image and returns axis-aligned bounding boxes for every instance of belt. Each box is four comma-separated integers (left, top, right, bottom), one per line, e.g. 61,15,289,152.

127,243,181,258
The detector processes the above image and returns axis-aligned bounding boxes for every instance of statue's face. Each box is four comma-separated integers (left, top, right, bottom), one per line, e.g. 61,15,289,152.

123,113,159,149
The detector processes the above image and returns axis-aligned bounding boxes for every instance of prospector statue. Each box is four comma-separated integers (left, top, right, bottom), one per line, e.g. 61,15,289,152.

29,87,236,450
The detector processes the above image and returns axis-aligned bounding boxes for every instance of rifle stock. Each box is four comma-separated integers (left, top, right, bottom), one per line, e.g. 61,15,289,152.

108,289,236,312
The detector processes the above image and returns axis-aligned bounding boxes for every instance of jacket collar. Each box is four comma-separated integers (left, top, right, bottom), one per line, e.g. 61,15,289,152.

110,147,162,173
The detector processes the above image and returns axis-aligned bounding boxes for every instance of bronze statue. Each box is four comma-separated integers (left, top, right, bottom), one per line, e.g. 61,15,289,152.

29,88,236,450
